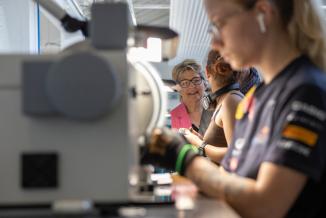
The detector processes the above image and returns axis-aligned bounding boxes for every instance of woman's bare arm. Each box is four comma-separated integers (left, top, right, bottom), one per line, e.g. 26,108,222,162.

186,158,307,218
219,93,243,145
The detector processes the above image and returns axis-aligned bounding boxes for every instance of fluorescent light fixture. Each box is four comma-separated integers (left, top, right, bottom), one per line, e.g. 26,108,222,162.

128,37,162,62
147,37,162,62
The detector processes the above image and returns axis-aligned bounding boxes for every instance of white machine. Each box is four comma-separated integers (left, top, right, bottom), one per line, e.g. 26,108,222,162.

0,1,177,209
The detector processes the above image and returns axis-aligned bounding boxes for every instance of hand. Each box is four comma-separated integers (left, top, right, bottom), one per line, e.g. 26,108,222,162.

179,128,203,147
178,128,191,135
189,128,203,140
141,127,199,175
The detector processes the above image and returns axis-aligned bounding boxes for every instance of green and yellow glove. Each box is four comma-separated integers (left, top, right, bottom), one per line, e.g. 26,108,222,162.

141,128,199,176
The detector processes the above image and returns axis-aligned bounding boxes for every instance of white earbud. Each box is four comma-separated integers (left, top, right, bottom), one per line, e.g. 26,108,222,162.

257,13,266,33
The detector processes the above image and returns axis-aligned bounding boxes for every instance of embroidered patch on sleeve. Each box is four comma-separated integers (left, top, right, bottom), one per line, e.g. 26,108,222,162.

235,86,256,120
235,101,245,120
282,124,318,147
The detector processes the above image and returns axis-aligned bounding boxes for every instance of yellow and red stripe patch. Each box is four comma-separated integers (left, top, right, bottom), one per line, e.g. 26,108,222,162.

282,124,318,147
235,86,256,120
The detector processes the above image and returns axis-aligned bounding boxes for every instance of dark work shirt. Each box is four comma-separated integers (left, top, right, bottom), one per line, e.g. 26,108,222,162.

221,56,326,218
240,67,261,95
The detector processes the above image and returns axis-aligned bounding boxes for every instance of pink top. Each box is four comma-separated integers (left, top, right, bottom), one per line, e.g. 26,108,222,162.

170,103,192,130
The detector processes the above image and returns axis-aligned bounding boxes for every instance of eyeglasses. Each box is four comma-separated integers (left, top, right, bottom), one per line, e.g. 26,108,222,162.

208,10,247,40
178,77,203,88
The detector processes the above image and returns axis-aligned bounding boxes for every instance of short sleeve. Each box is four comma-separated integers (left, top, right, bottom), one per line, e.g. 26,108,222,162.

265,85,326,181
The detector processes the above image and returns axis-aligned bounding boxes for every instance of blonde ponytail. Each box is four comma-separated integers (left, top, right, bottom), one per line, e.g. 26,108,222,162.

288,0,326,71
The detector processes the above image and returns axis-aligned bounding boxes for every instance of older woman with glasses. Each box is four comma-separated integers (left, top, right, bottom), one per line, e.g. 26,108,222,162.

170,59,213,135
142,0,326,217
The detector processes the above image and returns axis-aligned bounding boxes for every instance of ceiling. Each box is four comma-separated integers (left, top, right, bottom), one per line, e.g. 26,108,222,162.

74,0,326,72
126,0,326,67
132,0,170,26
130,0,211,67
75,0,170,26
74,0,211,68
169,0,210,66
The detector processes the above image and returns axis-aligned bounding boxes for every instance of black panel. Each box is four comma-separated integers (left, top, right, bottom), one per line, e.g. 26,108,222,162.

21,153,59,189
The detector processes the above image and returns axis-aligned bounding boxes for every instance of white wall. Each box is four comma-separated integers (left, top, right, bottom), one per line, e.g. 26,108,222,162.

39,12,61,53
0,0,85,54
38,0,84,52
0,0,38,53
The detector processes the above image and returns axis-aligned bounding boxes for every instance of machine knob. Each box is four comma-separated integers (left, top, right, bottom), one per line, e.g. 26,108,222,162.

46,52,121,120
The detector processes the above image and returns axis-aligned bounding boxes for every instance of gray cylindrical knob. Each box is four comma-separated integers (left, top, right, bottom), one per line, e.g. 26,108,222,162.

46,52,121,120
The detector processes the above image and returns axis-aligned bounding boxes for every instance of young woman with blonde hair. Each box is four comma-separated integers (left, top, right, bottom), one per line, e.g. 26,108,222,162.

143,1,326,217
